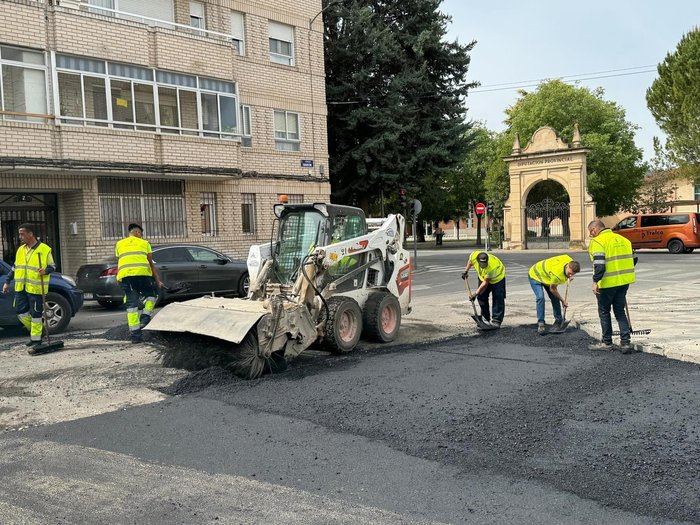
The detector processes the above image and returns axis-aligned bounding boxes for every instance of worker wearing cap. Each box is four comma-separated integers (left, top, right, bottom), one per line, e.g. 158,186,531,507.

462,251,506,328
115,223,162,342
588,219,637,353
1,223,55,347
528,255,580,334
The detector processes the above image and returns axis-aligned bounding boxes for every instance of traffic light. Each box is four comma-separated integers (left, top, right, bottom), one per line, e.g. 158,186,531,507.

399,188,408,207
487,203,494,214
409,199,416,216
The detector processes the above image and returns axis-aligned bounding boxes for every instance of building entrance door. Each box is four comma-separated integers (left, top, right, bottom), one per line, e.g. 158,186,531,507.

0,194,61,270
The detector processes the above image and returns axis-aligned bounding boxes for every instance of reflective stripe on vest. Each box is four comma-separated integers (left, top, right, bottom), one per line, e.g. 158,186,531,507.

588,229,635,289
13,243,53,295
528,254,572,286
115,237,152,281
469,251,506,284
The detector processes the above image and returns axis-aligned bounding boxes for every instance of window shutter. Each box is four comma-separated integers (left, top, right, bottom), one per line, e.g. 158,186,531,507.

269,21,294,42
119,0,174,21
190,1,205,18
231,12,245,41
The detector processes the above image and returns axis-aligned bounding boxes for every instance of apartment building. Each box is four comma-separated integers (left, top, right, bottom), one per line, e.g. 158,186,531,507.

0,0,331,275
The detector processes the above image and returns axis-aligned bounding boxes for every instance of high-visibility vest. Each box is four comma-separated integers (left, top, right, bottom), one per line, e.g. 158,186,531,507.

469,251,506,284
588,229,635,289
13,242,53,295
115,236,153,282
528,254,572,286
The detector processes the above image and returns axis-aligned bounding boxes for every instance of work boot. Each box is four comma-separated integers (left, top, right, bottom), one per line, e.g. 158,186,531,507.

490,320,502,329
589,341,614,351
25,340,41,348
139,314,151,330
619,341,637,354
130,331,143,344
537,323,546,335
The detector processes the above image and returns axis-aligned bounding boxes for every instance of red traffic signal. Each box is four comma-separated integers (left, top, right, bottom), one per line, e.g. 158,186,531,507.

475,202,486,216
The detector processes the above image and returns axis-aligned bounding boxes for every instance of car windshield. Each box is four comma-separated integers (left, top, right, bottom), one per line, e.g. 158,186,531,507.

275,210,326,284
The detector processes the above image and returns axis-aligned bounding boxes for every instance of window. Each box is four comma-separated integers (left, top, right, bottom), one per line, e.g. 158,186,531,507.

240,105,252,147
190,1,205,30
98,178,186,239
668,214,689,225
200,192,217,236
0,45,48,122
187,247,224,263
88,0,175,28
56,54,240,138
231,12,245,55
241,193,256,234
274,110,300,152
617,216,637,230
640,215,669,228
152,247,191,263
269,22,294,66
695,185,700,201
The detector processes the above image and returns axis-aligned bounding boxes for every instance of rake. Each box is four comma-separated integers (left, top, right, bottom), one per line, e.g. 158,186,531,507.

613,300,651,336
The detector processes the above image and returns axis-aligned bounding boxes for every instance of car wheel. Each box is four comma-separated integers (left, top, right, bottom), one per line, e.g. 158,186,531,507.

668,239,684,254
238,273,250,297
44,292,72,334
97,299,122,310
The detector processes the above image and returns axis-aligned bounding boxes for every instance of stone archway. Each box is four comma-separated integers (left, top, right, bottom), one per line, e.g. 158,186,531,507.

502,125,596,249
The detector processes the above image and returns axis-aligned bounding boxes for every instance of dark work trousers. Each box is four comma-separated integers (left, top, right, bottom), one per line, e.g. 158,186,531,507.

477,278,506,324
596,284,630,344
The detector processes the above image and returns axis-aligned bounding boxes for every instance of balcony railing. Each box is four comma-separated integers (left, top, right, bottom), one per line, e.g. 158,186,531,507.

73,3,241,51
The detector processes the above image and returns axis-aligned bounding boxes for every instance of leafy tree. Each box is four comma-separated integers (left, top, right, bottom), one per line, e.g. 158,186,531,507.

646,28,700,179
324,0,477,212
632,138,679,214
483,80,646,216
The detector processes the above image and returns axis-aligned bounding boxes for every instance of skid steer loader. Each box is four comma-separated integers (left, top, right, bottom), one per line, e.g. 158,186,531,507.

146,203,412,378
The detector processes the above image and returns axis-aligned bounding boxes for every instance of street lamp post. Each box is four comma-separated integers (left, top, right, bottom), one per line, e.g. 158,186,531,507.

308,0,342,177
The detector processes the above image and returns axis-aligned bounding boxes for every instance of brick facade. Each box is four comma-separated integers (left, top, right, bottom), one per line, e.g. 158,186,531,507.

0,0,331,275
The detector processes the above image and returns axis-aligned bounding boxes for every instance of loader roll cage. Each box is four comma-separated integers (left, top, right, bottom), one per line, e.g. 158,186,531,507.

271,204,368,285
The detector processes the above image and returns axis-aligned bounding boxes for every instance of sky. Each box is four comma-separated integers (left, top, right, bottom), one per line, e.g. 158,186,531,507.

440,0,700,160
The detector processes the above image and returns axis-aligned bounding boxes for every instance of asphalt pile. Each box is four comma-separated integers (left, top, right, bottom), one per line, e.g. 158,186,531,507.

160,367,235,396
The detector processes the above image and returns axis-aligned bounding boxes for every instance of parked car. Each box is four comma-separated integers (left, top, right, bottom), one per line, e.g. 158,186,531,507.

612,212,700,254
76,244,250,309
0,259,84,334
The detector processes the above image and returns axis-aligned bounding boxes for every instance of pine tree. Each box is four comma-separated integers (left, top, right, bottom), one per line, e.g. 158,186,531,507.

324,0,476,212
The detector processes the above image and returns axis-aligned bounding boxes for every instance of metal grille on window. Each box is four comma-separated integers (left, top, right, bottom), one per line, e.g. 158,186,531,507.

284,194,303,204
201,192,217,236
98,178,186,239
241,193,256,234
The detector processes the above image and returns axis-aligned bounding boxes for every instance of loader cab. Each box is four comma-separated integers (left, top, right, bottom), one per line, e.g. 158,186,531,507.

273,204,367,284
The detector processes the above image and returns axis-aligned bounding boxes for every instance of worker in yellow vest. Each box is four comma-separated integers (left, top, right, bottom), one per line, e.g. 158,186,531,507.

462,251,506,327
528,254,581,334
115,223,162,343
1,223,55,347
587,220,637,353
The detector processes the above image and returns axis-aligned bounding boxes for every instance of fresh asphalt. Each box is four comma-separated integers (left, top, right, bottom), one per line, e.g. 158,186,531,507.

0,249,698,523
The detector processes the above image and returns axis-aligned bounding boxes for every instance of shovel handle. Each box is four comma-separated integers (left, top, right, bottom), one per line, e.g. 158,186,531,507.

37,253,51,345
625,300,633,332
464,277,479,316
562,279,570,320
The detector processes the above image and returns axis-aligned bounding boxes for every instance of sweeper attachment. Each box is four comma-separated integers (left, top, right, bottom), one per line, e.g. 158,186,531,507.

146,203,412,378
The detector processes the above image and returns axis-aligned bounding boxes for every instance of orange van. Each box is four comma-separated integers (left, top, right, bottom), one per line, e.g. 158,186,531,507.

612,212,700,253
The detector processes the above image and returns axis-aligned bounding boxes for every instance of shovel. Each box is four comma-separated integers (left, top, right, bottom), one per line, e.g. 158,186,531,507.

28,253,64,355
613,300,651,336
548,279,571,334
464,277,497,331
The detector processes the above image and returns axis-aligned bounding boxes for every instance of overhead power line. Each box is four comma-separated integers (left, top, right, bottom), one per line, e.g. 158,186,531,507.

477,64,657,89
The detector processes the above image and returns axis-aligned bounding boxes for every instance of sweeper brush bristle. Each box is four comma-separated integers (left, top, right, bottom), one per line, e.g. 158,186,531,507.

150,329,286,380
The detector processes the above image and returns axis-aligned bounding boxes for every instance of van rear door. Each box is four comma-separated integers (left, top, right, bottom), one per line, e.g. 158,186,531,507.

639,215,668,247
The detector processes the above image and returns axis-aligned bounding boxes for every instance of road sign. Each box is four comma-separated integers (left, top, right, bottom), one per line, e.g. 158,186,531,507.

475,202,486,216
300,160,314,168
410,199,422,217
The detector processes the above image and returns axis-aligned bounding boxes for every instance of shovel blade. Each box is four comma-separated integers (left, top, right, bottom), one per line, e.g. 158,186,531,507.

548,320,571,334
612,329,651,336
28,340,64,355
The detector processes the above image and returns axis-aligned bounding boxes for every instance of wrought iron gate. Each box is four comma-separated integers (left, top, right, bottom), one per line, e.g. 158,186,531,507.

525,197,570,249
0,194,60,270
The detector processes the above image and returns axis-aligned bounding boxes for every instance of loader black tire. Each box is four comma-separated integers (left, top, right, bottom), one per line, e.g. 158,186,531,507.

323,296,362,354
362,292,401,343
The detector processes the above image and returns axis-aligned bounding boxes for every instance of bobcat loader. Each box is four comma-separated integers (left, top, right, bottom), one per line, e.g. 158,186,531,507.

146,203,412,378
